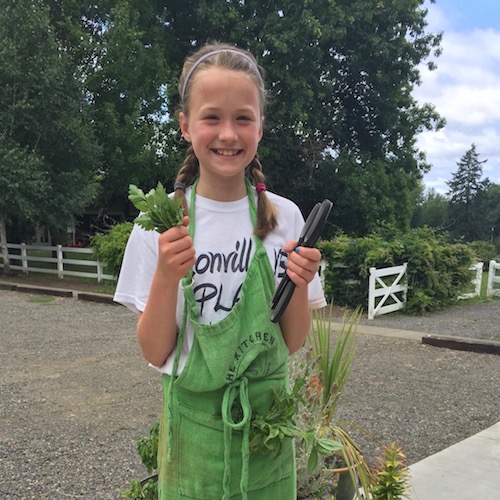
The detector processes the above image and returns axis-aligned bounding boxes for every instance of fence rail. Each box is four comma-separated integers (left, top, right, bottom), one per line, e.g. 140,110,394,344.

0,243,114,282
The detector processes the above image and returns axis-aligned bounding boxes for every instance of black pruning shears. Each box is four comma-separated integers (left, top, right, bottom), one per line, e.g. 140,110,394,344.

270,199,333,323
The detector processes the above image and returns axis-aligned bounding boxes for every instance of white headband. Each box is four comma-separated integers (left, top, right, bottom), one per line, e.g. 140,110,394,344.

181,49,264,102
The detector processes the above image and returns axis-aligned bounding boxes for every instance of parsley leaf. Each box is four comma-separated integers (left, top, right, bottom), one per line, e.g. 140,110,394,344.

128,182,184,233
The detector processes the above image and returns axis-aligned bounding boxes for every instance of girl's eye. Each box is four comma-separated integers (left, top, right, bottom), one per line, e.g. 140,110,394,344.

204,115,219,121
237,116,252,122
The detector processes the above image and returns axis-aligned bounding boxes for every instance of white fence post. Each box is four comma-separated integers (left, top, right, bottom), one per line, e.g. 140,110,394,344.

97,261,104,283
368,262,408,320
21,243,28,273
487,260,500,298
57,245,64,279
473,262,484,297
319,257,326,292
368,267,376,320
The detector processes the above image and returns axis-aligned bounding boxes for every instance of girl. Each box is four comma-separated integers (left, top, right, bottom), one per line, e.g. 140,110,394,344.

115,42,326,499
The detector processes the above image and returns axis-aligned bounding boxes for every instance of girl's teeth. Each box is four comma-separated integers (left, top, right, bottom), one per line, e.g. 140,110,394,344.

216,150,238,156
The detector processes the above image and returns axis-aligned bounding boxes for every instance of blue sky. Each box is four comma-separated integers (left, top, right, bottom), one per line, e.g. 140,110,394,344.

414,0,500,194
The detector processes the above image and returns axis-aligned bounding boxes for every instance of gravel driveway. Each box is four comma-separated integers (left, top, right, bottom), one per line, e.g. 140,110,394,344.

1,289,499,499
357,299,500,341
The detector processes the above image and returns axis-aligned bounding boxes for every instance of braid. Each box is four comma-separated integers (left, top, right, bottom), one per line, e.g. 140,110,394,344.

174,146,199,216
248,156,278,239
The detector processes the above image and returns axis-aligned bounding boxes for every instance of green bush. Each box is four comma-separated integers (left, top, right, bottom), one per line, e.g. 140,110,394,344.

319,227,475,314
91,222,133,277
467,240,497,263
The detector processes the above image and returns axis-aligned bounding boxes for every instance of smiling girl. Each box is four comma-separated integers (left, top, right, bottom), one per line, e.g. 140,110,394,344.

115,42,326,499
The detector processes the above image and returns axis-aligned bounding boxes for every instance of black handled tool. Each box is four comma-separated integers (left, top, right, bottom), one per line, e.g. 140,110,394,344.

270,199,333,323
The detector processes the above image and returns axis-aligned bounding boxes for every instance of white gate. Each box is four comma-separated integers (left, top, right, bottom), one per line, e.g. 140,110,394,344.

368,263,408,320
487,260,500,298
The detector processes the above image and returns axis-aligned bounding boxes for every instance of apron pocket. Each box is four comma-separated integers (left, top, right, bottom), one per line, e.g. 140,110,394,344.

176,403,294,499
177,403,226,499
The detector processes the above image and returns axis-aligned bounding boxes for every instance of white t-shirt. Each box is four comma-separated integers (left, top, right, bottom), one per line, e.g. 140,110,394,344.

114,187,326,374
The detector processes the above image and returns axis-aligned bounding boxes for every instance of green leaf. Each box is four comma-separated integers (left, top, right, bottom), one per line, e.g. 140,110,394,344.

307,447,319,474
128,184,149,212
134,213,156,231
316,437,343,455
128,182,184,233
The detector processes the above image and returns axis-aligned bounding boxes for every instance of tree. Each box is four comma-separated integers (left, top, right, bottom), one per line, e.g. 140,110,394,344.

56,0,175,211
0,140,48,274
157,0,444,235
30,0,444,237
447,144,490,241
481,183,500,249
0,0,100,272
411,187,450,231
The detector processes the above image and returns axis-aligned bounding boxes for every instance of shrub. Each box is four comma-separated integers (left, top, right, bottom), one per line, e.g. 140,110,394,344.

91,222,133,277
319,227,475,314
468,240,497,263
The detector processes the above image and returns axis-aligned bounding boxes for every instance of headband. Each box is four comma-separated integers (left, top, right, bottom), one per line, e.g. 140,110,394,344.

181,49,264,102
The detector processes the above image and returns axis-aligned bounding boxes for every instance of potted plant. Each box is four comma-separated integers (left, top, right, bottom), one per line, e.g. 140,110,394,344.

289,305,373,500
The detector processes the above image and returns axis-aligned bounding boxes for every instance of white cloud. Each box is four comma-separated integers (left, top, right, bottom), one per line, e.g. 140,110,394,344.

415,9,500,193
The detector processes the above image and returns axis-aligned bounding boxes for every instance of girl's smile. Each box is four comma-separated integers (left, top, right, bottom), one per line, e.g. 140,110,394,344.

179,67,263,200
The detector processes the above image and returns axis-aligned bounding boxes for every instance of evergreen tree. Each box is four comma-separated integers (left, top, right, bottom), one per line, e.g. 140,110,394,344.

446,144,490,241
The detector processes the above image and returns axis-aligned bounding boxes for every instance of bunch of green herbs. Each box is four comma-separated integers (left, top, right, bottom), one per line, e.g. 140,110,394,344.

128,182,183,233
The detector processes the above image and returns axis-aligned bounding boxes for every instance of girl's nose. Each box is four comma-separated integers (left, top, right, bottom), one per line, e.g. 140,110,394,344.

219,120,237,142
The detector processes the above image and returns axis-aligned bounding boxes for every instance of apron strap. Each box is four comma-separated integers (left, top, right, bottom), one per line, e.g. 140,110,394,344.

222,376,251,500
166,275,198,462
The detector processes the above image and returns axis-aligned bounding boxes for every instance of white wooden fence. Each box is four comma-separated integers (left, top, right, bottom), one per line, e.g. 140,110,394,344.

487,260,500,297
368,263,408,320
0,243,114,282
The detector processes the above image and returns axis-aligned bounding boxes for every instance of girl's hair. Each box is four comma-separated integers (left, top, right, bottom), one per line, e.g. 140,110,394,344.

174,42,277,239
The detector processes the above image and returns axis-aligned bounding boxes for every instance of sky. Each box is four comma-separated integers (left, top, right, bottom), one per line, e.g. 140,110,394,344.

413,0,500,194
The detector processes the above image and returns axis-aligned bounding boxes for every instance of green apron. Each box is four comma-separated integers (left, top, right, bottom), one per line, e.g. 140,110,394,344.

158,181,296,500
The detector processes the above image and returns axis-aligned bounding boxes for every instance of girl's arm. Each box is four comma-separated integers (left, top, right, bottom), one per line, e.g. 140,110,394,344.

137,217,196,367
278,243,321,354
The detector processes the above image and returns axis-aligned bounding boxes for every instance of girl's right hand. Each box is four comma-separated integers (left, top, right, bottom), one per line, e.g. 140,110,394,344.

157,215,196,283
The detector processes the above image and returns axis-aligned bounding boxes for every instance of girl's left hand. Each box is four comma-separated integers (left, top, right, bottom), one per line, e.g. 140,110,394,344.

282,241,321,287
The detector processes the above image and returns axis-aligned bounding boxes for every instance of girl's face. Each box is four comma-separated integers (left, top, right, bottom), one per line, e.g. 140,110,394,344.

179,67,263,199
